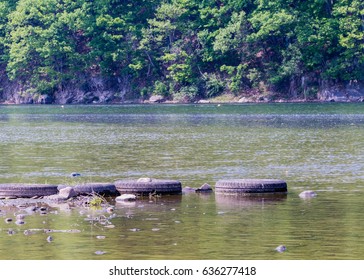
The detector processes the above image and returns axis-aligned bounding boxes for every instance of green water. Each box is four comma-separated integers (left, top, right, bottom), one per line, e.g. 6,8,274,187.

0,103,364,259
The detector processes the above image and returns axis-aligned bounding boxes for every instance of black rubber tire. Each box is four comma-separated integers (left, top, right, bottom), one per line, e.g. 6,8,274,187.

215,179,287,194
0,184,59,198
58,183,118,196
114,179,182,195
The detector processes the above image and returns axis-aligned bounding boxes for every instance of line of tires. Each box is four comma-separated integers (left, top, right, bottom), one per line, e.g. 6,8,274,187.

0,178,289,199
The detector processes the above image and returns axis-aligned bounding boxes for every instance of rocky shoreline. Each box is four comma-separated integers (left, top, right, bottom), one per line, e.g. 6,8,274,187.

1,82,364,105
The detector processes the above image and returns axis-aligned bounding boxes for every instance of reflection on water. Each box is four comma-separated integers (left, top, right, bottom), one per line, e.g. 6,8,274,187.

0,103,364,259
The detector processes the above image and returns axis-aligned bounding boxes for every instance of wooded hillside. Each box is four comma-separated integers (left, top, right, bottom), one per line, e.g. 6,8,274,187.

0,0,363,103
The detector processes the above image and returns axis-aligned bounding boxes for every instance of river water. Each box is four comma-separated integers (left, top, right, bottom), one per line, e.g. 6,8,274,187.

0,103,363,260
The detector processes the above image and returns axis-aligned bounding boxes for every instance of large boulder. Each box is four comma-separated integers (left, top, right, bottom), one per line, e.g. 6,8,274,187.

148,95,165,103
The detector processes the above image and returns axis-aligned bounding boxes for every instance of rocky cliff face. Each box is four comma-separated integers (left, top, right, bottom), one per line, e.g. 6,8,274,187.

317,82,364,102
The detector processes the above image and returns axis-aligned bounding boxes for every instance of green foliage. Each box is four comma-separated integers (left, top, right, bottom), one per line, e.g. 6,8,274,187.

0,0,362,101
173,85,199,102
204,73,225,98
153,80,169,96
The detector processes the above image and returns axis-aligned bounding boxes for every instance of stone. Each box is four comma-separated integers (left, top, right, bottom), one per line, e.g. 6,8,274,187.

115,194,137,202
196,183,213,192
275,245,286,253
16,214,26,220
238,97,251,103
58,187,77,199
149,95,165,103
299,190,317,199
182,186,196,193
71,172,81,177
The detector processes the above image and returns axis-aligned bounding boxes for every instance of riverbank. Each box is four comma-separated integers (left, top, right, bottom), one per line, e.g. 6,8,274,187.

2,93,364,105
1,82,364,105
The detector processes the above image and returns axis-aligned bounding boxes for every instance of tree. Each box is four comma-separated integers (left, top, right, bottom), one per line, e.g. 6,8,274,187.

6,0,88,95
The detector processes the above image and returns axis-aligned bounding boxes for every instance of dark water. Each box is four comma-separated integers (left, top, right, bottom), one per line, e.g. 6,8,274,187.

0,103,364,259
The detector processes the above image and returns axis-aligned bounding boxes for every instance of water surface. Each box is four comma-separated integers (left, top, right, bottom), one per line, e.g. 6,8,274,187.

0,103,363,259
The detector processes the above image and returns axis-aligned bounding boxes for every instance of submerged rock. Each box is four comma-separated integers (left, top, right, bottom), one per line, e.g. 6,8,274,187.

299,190,317,199
95,250,106,255
182,186,196,193
275,245,287,253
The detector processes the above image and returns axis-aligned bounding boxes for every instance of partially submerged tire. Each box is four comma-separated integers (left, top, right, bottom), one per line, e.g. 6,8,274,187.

58,183,118,196
114,179,182,195
0,184,58,198
215,179,287,194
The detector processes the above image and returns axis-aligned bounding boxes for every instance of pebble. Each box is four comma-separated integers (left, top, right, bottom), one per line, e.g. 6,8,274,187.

104,224,115,229
5,218,13,223
299,190,317,199
47,236,53,242
24,230,36,236
15,220,25,225
106,207,114,213
96,235,106,239
95,251,106,255
16,214,26,220
275,245,287,253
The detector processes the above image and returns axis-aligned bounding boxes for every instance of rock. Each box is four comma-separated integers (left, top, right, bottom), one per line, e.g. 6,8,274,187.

58,187,77,199
196,183,213,192
238,97,251,103
299,190,317,199
47,236,53,243
106,207,114,213
115,194,137,202
182,186,196,193
198,99,210,104
16,214,26,220
95,251,106,255
149,95,165,103
71,172,81,177
5,218,12,223
275,245,286,253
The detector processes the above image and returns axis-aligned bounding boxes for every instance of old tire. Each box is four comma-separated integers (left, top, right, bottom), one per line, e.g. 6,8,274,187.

215,179,287,194
114,179,182,195
0,184,59,198
58,183,118,196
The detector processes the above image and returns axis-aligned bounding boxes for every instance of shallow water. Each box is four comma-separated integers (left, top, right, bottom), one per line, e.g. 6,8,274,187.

0,103,364,259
